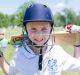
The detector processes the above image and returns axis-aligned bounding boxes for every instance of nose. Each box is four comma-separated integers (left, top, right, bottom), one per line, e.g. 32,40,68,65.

31,30,45,39
37,34,43,39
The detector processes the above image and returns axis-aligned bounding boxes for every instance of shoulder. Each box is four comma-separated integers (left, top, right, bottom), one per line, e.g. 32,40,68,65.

51,44,64,53
15,46,25,57
48,40,64,52
11,46,24,62
50,44,68,59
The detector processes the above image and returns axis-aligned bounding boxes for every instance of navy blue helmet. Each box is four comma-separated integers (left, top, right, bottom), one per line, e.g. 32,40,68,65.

23,3,54,27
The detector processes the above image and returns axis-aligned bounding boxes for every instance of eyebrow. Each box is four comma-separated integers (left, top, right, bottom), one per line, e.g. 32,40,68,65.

31,28,37,30
41,28,48,30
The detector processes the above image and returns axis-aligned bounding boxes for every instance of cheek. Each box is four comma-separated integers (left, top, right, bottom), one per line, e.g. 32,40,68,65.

45,35,50,40
27,30,36,36
28,33,33,39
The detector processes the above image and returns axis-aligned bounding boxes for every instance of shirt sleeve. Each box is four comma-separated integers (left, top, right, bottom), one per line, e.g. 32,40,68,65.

62,50,80,71
9,59,17,75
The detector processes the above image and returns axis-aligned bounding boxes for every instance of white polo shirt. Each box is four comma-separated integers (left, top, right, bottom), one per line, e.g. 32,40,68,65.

9,41,80,75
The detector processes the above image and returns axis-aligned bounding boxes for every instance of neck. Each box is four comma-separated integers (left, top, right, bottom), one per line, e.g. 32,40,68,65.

30,46,47,55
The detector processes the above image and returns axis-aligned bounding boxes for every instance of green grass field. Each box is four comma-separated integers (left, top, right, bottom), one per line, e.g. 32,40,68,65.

0,27,80,75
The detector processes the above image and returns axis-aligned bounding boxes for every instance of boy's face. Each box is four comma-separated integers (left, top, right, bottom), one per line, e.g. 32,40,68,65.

26,22,52,45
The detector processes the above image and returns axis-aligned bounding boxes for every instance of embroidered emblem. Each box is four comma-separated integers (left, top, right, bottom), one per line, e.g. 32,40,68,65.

48,59,58,73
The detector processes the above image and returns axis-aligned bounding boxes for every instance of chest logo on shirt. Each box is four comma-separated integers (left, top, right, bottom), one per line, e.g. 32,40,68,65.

48,59,58,73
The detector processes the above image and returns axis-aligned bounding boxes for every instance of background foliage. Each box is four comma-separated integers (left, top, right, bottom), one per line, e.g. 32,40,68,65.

0,1,80,28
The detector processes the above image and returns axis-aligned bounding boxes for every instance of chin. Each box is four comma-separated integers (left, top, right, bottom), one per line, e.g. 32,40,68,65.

34,42,45,46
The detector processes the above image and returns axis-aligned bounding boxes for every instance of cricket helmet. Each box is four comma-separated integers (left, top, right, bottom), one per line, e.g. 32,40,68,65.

23,3,54,27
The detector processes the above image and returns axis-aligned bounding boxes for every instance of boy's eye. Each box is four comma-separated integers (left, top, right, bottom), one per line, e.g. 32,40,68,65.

32,28,36,30
29,27,49,33
31,28,37,32
42,28,48,32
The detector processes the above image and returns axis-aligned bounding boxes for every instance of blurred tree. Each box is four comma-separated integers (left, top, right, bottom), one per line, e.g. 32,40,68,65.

15,1,35,26
10,14,16,28
75,12,80,26
0,0,80,28
63,8,77,26
54,12,65,27
0,13,10,28
54,8,79,27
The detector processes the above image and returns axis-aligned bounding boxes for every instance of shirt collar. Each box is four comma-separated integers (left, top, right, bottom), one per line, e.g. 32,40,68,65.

21,39,53,59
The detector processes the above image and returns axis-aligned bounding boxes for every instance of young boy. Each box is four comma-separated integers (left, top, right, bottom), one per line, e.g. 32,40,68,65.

0,3,80,75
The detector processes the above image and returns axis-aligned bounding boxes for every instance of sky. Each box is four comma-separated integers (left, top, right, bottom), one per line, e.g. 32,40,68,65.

0,0,80,15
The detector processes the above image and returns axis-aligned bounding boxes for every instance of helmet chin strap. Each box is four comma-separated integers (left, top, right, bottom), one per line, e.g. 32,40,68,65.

38,46,43,70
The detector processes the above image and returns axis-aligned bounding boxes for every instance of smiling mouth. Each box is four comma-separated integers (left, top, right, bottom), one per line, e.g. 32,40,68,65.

34,39,43,42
